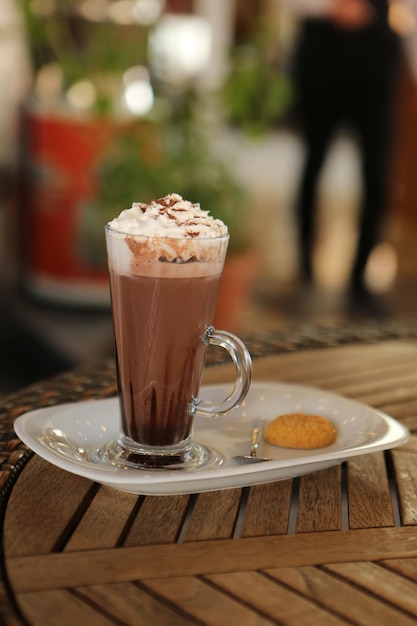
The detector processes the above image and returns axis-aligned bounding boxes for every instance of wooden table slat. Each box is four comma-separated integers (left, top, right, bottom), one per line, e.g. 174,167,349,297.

390,447,417,526
182,489,242,542
64,486,138,552
296,466,342,532
267,565,417,626
77,582,195,626
346,453,395,529
16,589,118,626
173,572,345,626
326,561,417,618
4,456,95,557
380,557,417,581
124,494,191,547
240,480,293,537
8,526,417,593
143,575,277,626
234,342,417,391
349,372,417,412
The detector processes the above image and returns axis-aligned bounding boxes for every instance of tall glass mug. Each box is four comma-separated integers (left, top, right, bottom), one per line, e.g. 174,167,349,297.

99,223,252,470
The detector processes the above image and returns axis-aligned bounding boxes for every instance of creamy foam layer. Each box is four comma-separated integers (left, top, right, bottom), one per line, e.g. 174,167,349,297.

106,194,229,278
108,193,227,239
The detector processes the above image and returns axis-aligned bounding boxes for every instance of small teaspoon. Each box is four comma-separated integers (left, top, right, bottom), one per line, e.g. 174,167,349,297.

233,426,271,464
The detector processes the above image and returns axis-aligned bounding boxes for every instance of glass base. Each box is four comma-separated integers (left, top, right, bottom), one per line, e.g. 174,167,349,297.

92,437,224,471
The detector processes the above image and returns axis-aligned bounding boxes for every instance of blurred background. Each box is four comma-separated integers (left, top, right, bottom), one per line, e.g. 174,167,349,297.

1,0,417,394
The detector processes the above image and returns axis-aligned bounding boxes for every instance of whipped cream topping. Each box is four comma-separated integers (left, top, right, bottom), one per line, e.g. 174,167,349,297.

106,194,229,277
108,193,228,239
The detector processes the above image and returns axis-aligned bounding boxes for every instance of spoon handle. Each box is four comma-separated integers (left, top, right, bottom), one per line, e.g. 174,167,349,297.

250,427,260,457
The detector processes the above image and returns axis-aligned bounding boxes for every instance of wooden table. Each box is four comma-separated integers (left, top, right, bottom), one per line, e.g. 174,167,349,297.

2,336,417,625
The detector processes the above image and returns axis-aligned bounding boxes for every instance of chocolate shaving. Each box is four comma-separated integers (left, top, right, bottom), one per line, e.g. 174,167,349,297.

156,195,179,208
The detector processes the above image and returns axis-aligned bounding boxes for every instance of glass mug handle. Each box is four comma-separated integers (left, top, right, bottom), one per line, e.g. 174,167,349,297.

192,326,252,416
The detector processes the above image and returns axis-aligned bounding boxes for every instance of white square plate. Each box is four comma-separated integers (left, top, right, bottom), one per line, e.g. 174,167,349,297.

14,382,409,495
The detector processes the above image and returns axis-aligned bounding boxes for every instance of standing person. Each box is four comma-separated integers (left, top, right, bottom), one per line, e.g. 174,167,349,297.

291,0,401,303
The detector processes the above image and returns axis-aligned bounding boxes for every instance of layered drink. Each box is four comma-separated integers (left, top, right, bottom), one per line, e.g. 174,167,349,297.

101,193,252,469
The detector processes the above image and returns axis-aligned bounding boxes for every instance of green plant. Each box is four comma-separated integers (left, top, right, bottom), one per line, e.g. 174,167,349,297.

221,19,294,137
95,97,251,254
21,1,252,255
21,0,149,114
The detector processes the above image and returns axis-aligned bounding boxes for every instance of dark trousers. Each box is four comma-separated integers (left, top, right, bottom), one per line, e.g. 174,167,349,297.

296,72,398,286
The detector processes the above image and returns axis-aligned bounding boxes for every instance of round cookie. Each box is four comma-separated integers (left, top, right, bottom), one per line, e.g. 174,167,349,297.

264,413,336,449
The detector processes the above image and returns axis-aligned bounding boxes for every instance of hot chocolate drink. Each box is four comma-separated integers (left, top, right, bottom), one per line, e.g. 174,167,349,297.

101,193,252,470
110,271,221,447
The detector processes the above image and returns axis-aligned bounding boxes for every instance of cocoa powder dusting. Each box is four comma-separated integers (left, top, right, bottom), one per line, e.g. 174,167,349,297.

157,196,178,208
